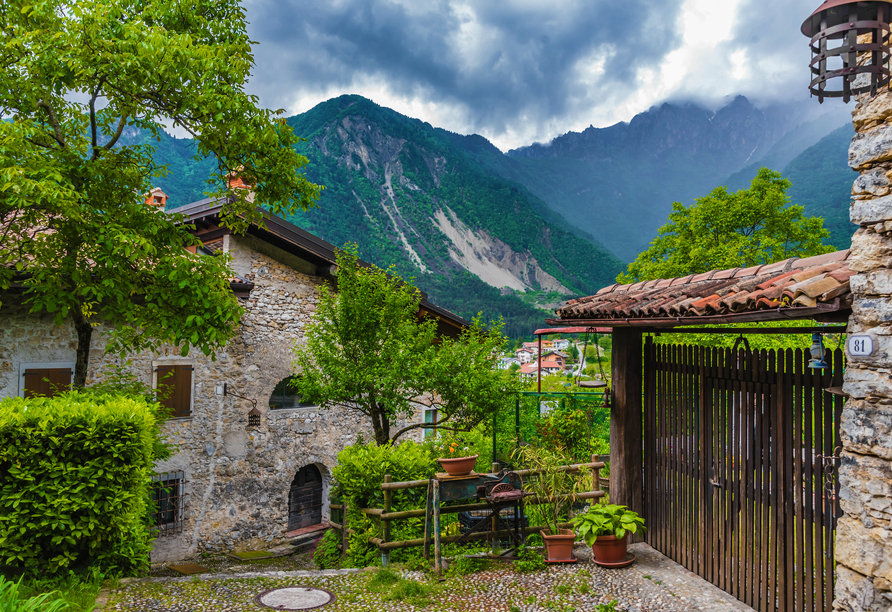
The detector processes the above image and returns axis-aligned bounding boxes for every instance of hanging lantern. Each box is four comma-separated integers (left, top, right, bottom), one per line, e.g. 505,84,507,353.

801,0,892,103
247,406,262,428
808,333,830,369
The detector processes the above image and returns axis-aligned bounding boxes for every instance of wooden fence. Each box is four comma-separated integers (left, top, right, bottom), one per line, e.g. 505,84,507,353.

643,339,843,612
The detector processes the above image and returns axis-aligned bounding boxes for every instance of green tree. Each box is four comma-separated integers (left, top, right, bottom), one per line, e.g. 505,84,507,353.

618,168,834,284
1,0,321,386
293,246,521,444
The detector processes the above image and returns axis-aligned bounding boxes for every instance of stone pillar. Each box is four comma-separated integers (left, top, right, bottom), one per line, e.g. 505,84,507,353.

835,90,892,612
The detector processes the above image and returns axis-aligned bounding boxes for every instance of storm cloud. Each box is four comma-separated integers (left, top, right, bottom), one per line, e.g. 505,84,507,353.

241,0,833,150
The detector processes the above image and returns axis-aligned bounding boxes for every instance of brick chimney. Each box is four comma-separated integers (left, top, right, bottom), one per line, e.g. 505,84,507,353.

145,187,168,209
227,167,250,190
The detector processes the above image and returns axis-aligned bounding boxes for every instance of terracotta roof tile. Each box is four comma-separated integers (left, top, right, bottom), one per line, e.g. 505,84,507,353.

554,250,852,324
690,271,716,283
712,268,740,280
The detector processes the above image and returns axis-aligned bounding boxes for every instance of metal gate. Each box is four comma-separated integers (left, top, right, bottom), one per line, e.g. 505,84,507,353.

288,465,323,532
643,339,843,612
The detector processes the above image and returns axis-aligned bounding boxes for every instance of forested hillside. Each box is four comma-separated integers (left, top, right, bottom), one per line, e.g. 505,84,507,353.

148,96,624,336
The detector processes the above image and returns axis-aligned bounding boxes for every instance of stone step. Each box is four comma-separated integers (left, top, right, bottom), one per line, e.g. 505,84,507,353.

284,523,330,554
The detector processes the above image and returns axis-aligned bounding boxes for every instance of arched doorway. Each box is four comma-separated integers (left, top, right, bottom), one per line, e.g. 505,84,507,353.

288,464,323,531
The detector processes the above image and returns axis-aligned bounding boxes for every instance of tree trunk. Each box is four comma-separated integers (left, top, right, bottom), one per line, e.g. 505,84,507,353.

370,407,391,445
71,308,93,389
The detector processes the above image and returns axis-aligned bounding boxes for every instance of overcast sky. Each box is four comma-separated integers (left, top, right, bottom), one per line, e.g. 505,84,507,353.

239,0,830,151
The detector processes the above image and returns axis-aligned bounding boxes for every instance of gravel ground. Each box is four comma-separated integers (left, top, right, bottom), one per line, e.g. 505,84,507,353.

104,544,754,612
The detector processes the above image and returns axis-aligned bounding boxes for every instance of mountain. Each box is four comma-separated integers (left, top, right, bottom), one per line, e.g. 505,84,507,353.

150,96,625,336
780,124,856,250
473,96,849,262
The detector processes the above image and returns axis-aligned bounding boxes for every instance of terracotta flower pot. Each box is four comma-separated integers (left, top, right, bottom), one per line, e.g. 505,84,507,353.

591,534,628,564
541,528,576,561
438,454,478,476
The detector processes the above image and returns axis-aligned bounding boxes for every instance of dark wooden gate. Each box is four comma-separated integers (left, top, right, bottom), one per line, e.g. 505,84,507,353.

288,465,323,532
643,339,843,612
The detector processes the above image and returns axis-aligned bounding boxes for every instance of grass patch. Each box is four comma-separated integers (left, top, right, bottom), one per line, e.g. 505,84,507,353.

2,569,107,612
368,567,434,607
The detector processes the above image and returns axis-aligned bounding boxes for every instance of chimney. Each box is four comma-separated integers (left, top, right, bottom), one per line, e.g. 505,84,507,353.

227,167,250,190
145,187,169,209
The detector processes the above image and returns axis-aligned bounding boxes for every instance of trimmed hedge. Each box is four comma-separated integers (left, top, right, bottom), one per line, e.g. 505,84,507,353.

0,392,158,574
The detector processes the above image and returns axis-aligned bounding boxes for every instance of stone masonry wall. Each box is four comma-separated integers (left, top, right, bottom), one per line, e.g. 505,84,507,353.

0,233,424,563
836,89,892,612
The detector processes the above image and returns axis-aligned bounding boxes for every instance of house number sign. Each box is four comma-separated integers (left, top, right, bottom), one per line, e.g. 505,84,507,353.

848,335,874,357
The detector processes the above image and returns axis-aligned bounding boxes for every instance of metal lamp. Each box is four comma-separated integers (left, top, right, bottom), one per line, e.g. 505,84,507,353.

802,0,892,102
808,333,830,369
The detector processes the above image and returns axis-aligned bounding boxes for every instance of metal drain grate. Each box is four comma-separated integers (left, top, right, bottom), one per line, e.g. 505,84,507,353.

254,587,335,610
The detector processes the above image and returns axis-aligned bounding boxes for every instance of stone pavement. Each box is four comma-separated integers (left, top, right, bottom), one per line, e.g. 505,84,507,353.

101,544,756,612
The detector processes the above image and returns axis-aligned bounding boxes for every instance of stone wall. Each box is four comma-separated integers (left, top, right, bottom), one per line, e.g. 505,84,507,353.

0,233,425,563
837,90,892,612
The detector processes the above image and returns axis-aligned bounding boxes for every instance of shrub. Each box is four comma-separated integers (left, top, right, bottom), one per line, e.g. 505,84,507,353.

313,529,342,570
330,440,436,568
0,391,158,575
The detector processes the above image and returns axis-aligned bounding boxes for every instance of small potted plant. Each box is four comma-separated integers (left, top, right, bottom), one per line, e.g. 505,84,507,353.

570,503,645,565
433,432,478,476
512,445,589,562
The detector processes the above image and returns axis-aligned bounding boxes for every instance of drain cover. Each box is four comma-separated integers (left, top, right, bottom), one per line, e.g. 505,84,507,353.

254,587,335,610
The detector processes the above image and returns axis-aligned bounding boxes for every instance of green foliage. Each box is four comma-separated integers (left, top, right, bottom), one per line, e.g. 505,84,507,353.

331,440,435,568
11,567,105,612
512,445,590,535
596,601,619,612
447,555,491,577
0,392,157,575
0,576,71,612
312,529,342,570
619,168,835,284
294,245,521,444
514,546,547,573
652,321,846,351
368,568,433,606
331,440,435,508
571,504,646,545
0,0,321,385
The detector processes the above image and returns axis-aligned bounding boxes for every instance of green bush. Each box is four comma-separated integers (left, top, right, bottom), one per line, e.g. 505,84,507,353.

329,440,436,568
0,391,158,575
313,529,342,570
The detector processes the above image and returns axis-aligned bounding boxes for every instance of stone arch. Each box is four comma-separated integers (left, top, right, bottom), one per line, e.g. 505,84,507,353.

286,462,330,533
268,374,315,410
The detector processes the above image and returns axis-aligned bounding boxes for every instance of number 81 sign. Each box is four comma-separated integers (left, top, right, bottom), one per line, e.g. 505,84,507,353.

848,335,874,357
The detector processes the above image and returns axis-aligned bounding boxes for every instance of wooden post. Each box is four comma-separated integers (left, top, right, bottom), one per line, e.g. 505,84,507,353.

537,334,542,393
423,480,432,561
610,328,644,526
381,474,392,567
592,454,601,497
433,479,442,576
341,501,349,561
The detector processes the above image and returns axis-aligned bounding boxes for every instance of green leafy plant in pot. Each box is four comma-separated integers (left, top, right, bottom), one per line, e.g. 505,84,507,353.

512,445,589,561
570,503,645,565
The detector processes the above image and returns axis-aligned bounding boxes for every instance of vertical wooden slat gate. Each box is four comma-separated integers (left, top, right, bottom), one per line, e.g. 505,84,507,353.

643,339,843,612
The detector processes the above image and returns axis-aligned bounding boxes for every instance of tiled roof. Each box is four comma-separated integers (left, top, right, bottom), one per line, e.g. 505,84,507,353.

554,250,853,326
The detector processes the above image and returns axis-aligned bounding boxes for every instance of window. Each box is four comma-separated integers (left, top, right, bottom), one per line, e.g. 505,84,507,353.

424,409,438,437
269,375,314,409
20,363,74,399
155,364,193,418
151,472,185,532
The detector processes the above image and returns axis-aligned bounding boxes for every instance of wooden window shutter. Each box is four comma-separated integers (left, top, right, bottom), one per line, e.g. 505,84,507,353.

23,368,72,399
156,365,193,418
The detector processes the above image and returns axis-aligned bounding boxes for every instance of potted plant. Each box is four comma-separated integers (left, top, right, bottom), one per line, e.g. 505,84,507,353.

512,445,589,562
433,433,478,476
570,503,645,565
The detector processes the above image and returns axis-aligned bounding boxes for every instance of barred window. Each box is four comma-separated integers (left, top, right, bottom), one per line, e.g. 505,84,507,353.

151,472,186,533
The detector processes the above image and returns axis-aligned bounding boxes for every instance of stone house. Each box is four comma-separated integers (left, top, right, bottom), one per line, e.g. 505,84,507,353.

0,192,469,563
